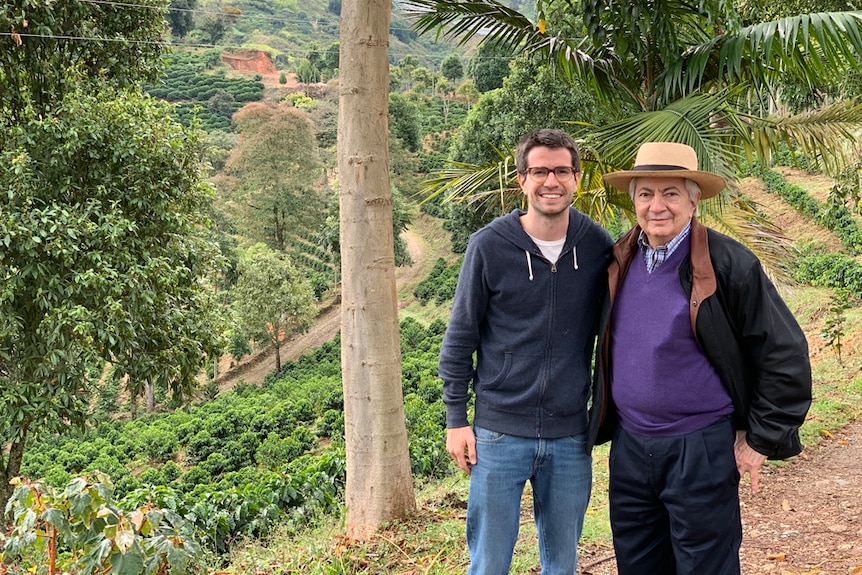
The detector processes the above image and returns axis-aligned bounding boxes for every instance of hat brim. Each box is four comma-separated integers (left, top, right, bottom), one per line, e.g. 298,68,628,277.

603,169,726,200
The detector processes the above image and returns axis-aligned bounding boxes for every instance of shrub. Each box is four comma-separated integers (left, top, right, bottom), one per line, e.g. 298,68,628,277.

140,427,179,463
187,430,219,464
256,432,305,470
316,409,344,439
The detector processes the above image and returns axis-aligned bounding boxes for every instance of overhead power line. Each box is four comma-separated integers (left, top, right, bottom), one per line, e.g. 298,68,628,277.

73,0,421,33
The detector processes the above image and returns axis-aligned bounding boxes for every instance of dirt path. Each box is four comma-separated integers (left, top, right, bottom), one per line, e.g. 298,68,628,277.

212,228,426,391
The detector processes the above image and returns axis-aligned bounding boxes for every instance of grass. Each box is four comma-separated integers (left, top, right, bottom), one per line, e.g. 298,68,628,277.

786,286,862,446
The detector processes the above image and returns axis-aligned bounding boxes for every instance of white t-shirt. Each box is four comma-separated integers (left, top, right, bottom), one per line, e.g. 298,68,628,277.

528,235,566,263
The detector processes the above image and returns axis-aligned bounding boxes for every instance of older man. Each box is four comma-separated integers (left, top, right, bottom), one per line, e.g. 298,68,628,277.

589,142,812,575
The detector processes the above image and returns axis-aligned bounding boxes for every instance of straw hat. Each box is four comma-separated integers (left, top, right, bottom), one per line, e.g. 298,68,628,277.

603,142,727,200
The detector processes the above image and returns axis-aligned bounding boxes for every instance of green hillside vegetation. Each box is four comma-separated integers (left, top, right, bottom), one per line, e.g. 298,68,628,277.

6,0,862,572
145,51,265,132
170,0,461,75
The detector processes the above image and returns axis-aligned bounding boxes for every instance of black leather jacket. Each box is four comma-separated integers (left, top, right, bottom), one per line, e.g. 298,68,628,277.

589,218,812,459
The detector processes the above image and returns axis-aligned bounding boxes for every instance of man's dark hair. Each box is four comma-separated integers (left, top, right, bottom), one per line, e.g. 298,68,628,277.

515,129,581,174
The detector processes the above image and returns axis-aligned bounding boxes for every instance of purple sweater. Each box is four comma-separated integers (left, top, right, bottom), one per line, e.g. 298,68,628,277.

609,235,733,436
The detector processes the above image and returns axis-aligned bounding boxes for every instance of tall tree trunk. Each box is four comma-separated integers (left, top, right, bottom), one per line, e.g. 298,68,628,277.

145,376,155,413
0,427,29,528
338,0,416,540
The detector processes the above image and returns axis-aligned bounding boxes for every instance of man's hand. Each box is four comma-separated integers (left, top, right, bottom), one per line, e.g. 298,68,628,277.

735,430,768,494
447,426,477,474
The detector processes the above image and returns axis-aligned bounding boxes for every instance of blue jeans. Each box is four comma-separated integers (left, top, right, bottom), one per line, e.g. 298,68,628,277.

466,426,592,575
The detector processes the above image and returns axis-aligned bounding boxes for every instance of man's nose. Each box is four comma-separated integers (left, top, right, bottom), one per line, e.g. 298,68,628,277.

649,195,667,210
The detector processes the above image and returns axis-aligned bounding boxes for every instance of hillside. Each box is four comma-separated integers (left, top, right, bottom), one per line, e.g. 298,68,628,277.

219,170,862,575
211,210,452,391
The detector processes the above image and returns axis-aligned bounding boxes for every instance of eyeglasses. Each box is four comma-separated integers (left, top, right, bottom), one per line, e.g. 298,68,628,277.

524,166,577,183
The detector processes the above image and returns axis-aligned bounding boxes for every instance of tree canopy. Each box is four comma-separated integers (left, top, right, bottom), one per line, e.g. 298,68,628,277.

0,0,166,116
407,0,862,269
232,244,316,373
0,88,227,512
226,102,326,251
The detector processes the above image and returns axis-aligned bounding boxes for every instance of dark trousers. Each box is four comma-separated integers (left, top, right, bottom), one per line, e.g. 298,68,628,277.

609,417,742,575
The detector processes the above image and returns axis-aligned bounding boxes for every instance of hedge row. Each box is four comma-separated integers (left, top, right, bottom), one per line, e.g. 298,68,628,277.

753,163,862,255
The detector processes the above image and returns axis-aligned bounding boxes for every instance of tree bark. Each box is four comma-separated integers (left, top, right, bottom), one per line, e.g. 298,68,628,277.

0,426,29,528
145,376,155,413
338,0,416,540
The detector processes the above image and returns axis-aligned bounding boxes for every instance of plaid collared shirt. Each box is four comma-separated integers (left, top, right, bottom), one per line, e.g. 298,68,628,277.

638,220,692,273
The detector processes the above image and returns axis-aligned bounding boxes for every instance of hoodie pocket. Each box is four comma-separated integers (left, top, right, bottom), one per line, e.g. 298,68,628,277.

477,351,545,395
477,351,513,390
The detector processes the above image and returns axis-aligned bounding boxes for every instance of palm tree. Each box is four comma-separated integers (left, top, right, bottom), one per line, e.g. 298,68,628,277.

404,0,862,269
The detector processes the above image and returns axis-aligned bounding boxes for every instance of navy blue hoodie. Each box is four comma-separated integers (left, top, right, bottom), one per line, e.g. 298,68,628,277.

439,208,614,439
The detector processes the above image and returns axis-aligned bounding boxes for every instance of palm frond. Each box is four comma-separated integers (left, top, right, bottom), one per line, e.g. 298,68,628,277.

699,196,798,285
664,12,862,98
748,98,862,175
402,0,545,52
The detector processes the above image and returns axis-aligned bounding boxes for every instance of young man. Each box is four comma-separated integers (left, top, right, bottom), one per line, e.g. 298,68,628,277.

592,142,812,575
440,129,614,574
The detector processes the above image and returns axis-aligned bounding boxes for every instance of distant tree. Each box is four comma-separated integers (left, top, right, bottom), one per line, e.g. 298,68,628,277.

441,53,464,82
296,60,321,86
322,42,341,77
226,102,324,250
307,41,322,68
207,89,236,116
468,41,513,92
411,66,437,94
391,55,418,91
388,93,421,152
232,244,316,373
310,97,339,149
455,78,480,108
168,0,197,38
199,16,226,45
451,55,604,166
196,8,239,46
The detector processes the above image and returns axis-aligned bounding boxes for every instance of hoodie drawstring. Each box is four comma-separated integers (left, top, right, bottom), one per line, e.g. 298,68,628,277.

526,245,579,279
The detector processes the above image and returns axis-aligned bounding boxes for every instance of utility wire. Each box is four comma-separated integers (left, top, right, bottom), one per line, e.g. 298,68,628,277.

0,30,491,65
73,0,421,33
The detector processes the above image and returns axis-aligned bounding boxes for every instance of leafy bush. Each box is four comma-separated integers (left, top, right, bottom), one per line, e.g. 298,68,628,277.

795,252,862,298
316,408,345,439
140,427,179,463
187,430,220,464
3,473,202,574
414,257,462,305
256,432,306,470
